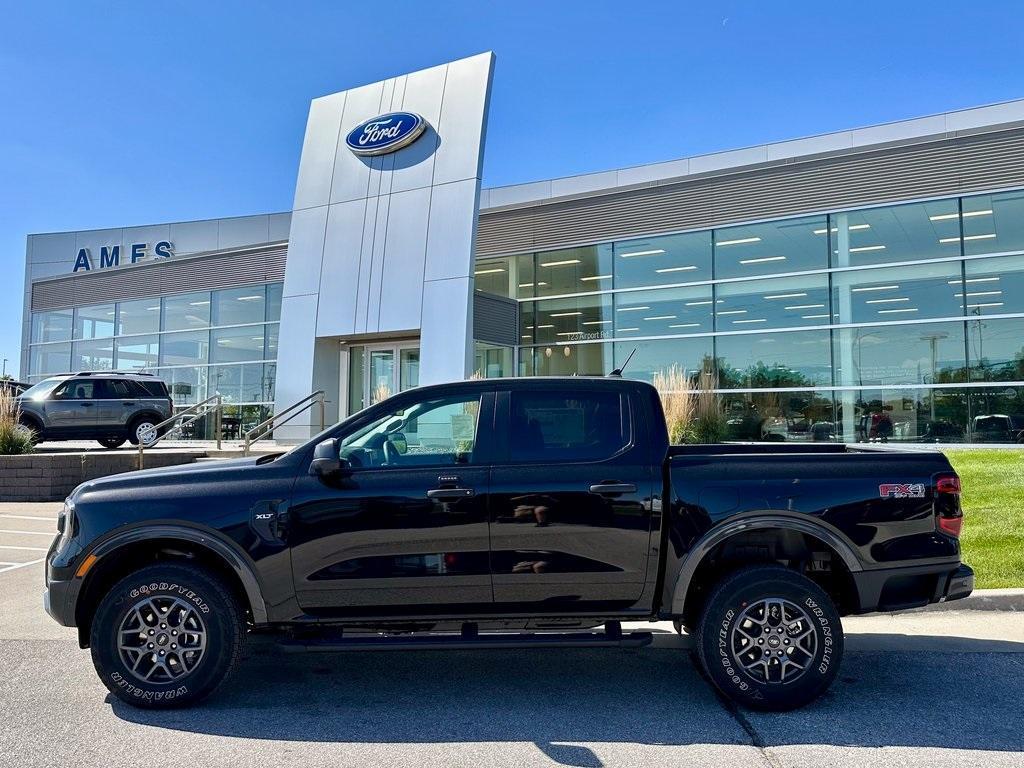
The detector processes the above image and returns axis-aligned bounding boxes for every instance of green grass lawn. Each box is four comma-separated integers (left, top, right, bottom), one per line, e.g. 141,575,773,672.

946,450,1024,589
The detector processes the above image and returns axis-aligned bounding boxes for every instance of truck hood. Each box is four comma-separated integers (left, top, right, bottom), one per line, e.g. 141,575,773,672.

70,455,279,499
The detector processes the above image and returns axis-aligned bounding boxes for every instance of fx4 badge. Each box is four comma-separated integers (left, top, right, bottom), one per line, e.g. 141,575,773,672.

879,483,926,499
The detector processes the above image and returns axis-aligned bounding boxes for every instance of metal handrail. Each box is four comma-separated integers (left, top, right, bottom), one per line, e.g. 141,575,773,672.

243,390,325,455
138,394,223,469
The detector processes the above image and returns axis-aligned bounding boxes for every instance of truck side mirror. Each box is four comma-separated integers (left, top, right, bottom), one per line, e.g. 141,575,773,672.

309,438,345,477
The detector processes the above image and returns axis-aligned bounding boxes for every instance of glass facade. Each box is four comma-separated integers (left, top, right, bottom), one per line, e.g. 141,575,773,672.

479,189,1024,443
27,283,282,431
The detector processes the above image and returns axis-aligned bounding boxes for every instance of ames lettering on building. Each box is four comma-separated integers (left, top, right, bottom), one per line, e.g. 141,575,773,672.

73,241,173,273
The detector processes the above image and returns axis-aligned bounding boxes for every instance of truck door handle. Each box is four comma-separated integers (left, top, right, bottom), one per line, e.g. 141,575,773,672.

589,482,636,495
80,402,94,407
122,401,136,406
427,487,475,500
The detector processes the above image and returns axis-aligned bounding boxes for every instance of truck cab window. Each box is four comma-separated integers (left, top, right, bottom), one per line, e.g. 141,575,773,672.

509,390,630,462
339,394,481,468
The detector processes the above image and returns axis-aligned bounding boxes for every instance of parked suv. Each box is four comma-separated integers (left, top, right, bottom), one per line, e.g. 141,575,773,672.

17,372,173,449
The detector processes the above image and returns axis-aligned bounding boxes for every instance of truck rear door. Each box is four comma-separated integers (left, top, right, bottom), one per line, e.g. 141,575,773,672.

488,385,655,613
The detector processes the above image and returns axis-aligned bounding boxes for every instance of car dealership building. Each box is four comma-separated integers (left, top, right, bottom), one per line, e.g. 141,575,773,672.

20,53,1024,443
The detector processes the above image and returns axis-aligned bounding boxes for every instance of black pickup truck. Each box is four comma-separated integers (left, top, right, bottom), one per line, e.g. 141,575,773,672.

44,376,973,710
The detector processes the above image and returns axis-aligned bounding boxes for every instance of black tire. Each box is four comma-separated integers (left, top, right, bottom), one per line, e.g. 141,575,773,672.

16,418,40,445
97,437,127,449
90,563,245,708
695,565,843,711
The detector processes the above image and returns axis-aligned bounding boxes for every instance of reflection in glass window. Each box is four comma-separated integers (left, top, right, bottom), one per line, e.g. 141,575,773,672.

968,387,1024,442
614,231,712,289
614,285,713,337
211,326,265,363
474,257,513,297
613,338,713,385
115,335,159,370
72,339,115,371
962,190,1024,257
265,283,283,322
213,286,266,326
509,390,628,463
837,388,968,444
474,342,513,378
963,254,1024,316
523,294,613,345
534,245,613,298
830,199,960,267
831,261,963,324
531,343,612,376
160,330,209,367
158,367,206,406
720,390,837,442
714,216,827,279
832,322,967,387
968,317,1024,382
31,310,73,343
116,299,160,336
716,330,832,388
162,292,210,331
208,365,242,404
716,274,830,330
30,343,71,376
264,324,279,360
73,304,116,339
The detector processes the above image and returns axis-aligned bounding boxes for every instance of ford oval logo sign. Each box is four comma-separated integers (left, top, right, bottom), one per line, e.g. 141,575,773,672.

345,111,428,156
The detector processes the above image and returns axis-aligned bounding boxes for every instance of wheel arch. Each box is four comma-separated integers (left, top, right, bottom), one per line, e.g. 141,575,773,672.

75,525,268,647
667,513,863,621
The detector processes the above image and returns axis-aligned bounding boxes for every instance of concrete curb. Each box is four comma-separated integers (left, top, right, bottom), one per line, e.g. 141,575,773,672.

906,588,1024,613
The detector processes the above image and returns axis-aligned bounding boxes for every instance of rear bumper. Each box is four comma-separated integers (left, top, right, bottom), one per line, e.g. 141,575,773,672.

852,561,973,614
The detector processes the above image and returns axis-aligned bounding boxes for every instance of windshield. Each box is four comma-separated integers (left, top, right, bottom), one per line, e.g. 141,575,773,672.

18,377,65,401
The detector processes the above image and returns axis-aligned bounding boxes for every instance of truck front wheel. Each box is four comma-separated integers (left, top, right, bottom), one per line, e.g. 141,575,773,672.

695,565,843,711
89,563,245,708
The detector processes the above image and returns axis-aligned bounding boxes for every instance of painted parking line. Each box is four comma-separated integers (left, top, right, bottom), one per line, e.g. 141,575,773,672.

0,515,59,522
0,545,48,552
0,558,44,574
0,529,54,536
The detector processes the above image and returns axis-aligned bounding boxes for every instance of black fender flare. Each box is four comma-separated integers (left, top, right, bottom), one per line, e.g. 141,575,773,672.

667,511,864,617
88,524,269,624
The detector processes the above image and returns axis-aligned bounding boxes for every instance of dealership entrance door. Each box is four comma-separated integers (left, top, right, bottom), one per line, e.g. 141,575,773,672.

344,341,420,416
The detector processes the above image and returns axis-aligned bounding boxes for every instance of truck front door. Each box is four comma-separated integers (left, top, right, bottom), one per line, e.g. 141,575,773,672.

288,387,495,616
488,385,656,614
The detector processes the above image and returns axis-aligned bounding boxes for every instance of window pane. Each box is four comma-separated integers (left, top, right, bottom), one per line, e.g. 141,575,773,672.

162,292,210,331
115,335,160,370
240,363,269,403
963,254,1024,316
160,367,205,407
534,245,613,298
474,257,513,297
160,330,210,366
211,326,265,363
53,379,99,400
264,323,279,360
968,317,1024,382
716,330,832,388
72,339,115,371
714,215,827,279
262,363,276,402
265,283,283,322
969,387,1024,442
116,299,161,336
531,342,612,376
613,338,713,385
614,285,713,337
213,286,265,326
614,231,712,289
831,261,963,323
525,294,613,345
473,342,513,378
73,304,116,339
837,388,968,443
716,274,830,330
208,365,242,404
830,199,960,267
834,322,967,387
31,310,73,343
341,394,482,467
962,190,1024,257
720,390,837,442
30,343,71,376
509,390,629,462
511,255,537,299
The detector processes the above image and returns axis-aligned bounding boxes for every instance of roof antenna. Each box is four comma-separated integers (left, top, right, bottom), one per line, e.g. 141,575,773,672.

609,347,637,378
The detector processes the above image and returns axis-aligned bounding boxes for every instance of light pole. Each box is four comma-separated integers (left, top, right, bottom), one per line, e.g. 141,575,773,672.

1,358,6,378
920,332,949,421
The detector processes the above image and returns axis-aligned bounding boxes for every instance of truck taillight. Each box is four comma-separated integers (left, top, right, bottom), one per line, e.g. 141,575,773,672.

935,473,963,537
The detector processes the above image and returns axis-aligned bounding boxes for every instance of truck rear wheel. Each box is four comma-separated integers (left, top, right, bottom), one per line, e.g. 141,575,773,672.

89,563,245,708
694,565,843,711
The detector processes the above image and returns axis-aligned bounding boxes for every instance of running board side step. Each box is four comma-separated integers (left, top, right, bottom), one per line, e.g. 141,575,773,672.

278,621,653,653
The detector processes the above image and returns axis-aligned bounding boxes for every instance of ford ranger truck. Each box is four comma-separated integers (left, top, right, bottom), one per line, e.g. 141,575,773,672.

43,376,973,710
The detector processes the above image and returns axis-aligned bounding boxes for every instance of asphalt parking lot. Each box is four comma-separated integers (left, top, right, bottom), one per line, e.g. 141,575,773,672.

1,502,1023,768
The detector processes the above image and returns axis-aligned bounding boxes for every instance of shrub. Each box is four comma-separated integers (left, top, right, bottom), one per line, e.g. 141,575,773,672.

652,365,696,444
691,368,728,444
0,389,34,455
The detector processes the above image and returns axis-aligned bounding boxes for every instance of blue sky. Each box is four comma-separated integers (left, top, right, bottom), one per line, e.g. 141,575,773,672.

2,1,1023,377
